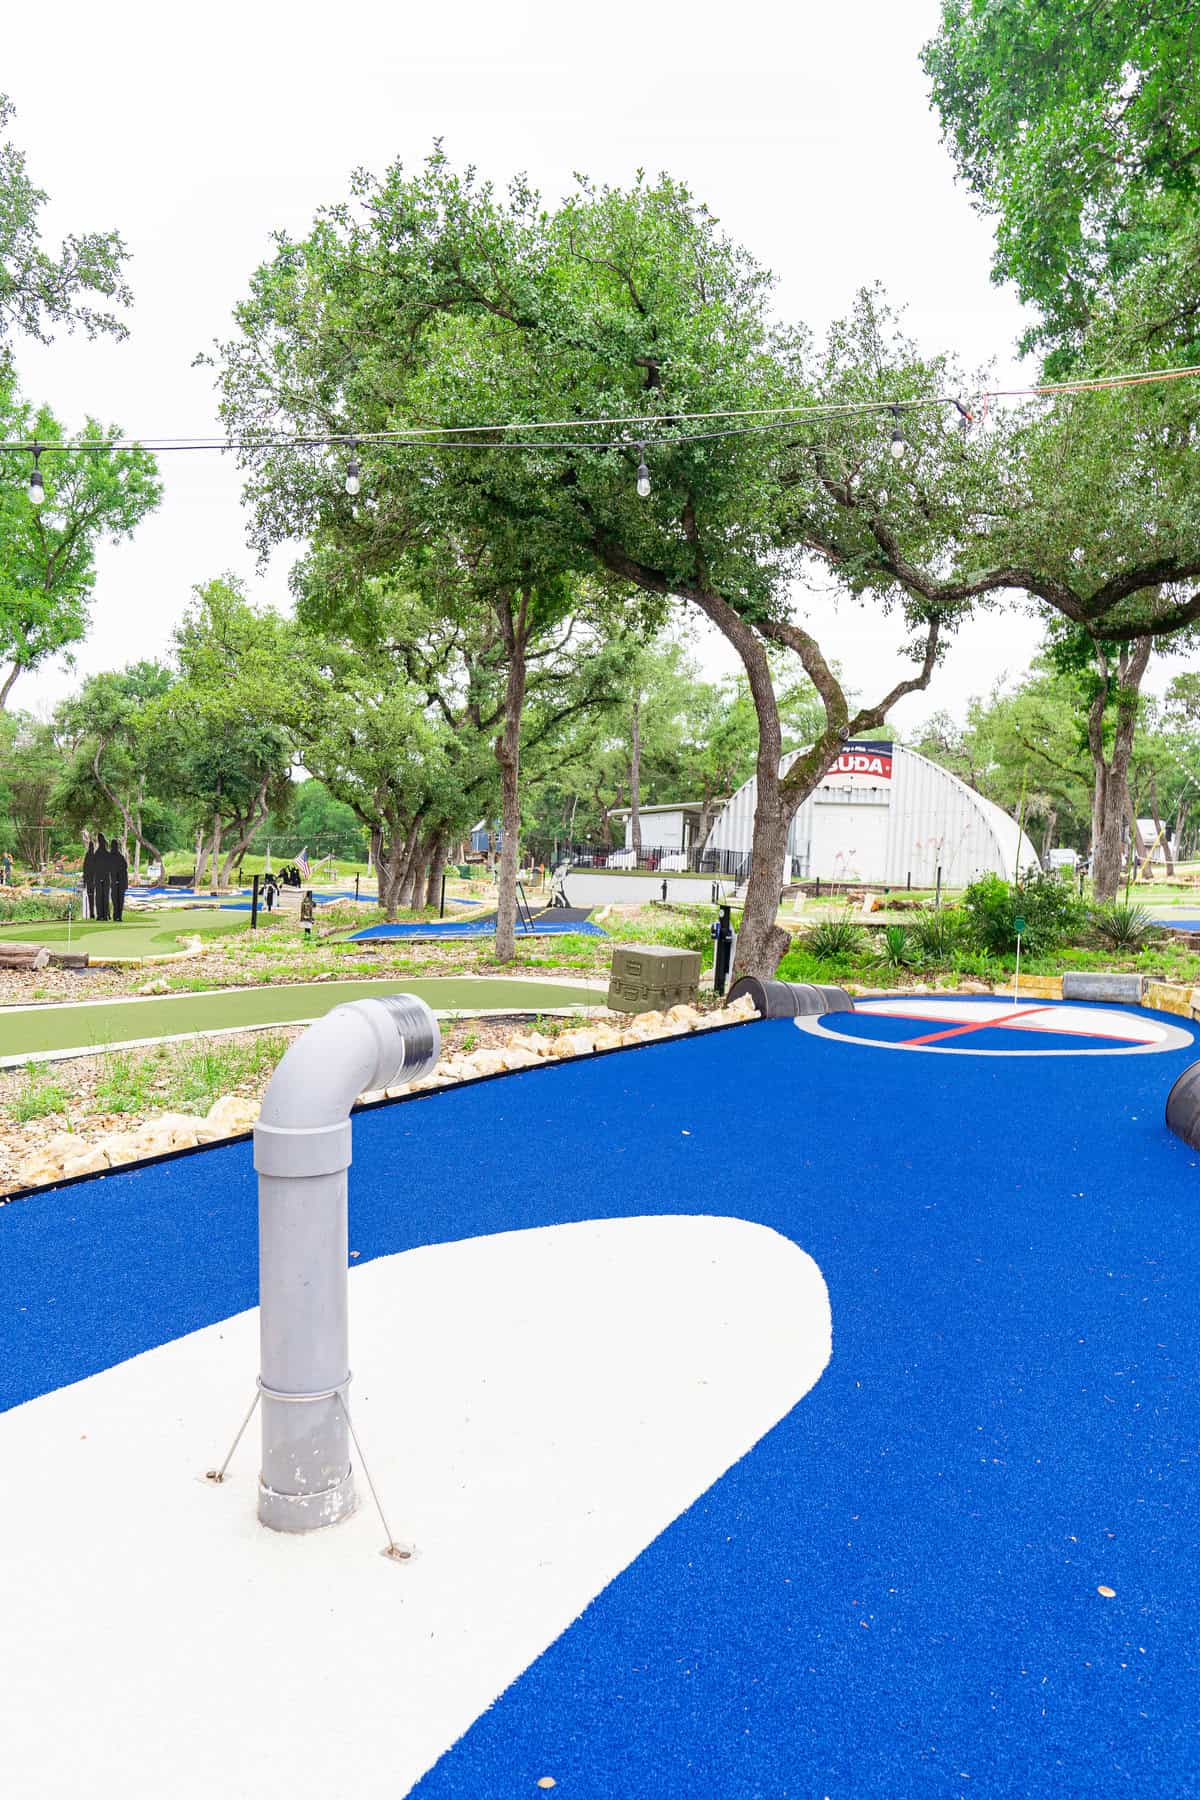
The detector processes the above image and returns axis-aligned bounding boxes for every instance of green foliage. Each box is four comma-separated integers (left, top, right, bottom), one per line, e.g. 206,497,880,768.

802,915,864,962
0,890,74,922
871,925,914,969
775,942,860,984
923,2,1200,367
907,908,970,966
603,904,713,968
0,373,160,708
963,872,1086,957
0,93,131,345
1090,902,1161,951
6,1064,69,1122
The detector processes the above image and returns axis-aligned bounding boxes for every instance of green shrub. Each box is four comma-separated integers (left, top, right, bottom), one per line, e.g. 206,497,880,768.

1090,902,1161,950
775,944,860,983
963,871,1086,956
0,892,76,924
909,907,970,965
803,915,864,961
873,924,916,968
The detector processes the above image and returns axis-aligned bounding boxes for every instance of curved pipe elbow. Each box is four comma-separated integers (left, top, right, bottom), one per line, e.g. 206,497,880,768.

258,994,441,1134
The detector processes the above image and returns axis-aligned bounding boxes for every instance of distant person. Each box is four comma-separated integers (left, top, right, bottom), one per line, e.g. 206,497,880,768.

110,842,129,921
1,851,11,885
262,873,279,912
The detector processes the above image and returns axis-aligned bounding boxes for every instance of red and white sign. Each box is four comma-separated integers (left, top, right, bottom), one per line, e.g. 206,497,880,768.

821,742,893,785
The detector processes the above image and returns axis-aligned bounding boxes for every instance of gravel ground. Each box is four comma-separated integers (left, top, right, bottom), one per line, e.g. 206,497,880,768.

0,1015,529,1195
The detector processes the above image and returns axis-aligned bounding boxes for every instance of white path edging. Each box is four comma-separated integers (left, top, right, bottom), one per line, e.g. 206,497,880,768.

0,1217,830,1799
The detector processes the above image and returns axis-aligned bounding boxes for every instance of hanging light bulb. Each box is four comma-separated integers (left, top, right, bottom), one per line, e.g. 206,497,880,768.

344,434,361,497
28,443,45,506
889,406,907,461
636,443,651,499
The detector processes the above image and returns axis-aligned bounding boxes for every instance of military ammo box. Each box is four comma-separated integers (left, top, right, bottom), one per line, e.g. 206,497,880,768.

607,943,701,1013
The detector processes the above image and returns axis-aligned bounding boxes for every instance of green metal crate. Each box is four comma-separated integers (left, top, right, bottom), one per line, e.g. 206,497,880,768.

606,944,701,1013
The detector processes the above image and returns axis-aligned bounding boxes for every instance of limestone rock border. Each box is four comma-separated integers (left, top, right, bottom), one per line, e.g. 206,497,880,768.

7,996,759,1195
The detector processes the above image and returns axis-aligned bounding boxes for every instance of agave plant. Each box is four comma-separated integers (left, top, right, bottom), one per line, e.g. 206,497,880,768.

1090,901,1161,950
908,907,968,964
873,924,916,968
804,914,864,961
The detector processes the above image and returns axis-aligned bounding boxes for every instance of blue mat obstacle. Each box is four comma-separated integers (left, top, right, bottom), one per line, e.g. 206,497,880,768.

1152,915,1200,931
4,1000,1199,1796
350,918,607,941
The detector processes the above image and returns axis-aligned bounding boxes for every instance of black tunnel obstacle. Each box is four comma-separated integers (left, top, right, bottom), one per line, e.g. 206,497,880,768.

1166,1059,1200,1150
726,977,854,1019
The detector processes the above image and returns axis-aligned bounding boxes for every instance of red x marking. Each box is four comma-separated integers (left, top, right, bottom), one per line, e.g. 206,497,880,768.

902,1006,1051,1046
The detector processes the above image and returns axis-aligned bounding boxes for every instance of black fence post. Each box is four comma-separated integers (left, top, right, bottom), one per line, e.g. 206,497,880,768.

815,875,821,899
355,872,360,902
250,872,260,932
906,871,911,891
935,865,942,909
661,878,668,902
439,871,446,918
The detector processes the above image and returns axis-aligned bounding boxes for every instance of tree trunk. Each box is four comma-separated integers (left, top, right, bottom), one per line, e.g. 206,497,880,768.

220,776,272,885
192,826,206,887
405,847,430,913
494,591,530,964
425,837,447,909
629,697,642,856
1087,636,1152,900
209,808,224,890
1039,808,1058,870
377,830,409,919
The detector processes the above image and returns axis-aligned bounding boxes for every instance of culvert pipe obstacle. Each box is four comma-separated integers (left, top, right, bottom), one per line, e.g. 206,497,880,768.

726,977,854,1019
252,994,440,1534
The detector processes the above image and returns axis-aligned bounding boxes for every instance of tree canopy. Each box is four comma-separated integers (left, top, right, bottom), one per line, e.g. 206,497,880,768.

0,371,162,706
0,93,132,347
923,0,1200,368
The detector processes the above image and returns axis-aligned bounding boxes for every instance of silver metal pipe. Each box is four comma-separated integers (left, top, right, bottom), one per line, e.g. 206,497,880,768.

252,995,440,1533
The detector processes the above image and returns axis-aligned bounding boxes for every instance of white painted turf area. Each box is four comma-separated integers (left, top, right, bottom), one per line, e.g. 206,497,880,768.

1,1215,830,1798
797,996,1191,1055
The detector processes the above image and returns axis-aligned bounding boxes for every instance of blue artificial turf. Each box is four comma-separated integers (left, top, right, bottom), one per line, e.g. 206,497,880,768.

1152,916,1200,931
3,1006,1200,1796
349,918,607,940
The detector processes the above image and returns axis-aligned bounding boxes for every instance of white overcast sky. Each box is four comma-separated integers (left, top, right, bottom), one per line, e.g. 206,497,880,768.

5,0,1191,729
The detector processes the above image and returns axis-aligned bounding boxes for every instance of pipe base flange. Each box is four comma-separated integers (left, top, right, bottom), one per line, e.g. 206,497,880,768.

257,1467,357,1533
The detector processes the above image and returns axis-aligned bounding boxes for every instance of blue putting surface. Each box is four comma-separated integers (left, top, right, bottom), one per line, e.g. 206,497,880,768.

4,1004,1200,1795
1152,915,1200,931
350,918,607,941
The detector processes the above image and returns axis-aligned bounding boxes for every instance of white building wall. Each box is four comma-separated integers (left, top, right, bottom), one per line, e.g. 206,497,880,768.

622,810,689,852
705,744,1039,884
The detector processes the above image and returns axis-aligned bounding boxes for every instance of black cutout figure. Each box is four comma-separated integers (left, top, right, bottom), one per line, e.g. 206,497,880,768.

110,842,129,921
93,833,111,920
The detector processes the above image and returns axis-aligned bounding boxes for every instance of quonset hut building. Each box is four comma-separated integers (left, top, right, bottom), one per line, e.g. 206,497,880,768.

702,741,1039,887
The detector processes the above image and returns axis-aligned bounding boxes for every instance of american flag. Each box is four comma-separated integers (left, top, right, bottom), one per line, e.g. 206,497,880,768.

296,848,310,878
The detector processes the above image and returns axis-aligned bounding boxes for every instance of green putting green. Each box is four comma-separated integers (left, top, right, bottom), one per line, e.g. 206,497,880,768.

0,977,601,1060
0,910,248,959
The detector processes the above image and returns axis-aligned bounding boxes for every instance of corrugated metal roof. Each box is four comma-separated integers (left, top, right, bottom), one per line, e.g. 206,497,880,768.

704,744,1040,884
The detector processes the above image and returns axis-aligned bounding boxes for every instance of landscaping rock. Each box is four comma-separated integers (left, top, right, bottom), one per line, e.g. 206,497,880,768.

60,1145,112,1178
203,1094,261,1137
